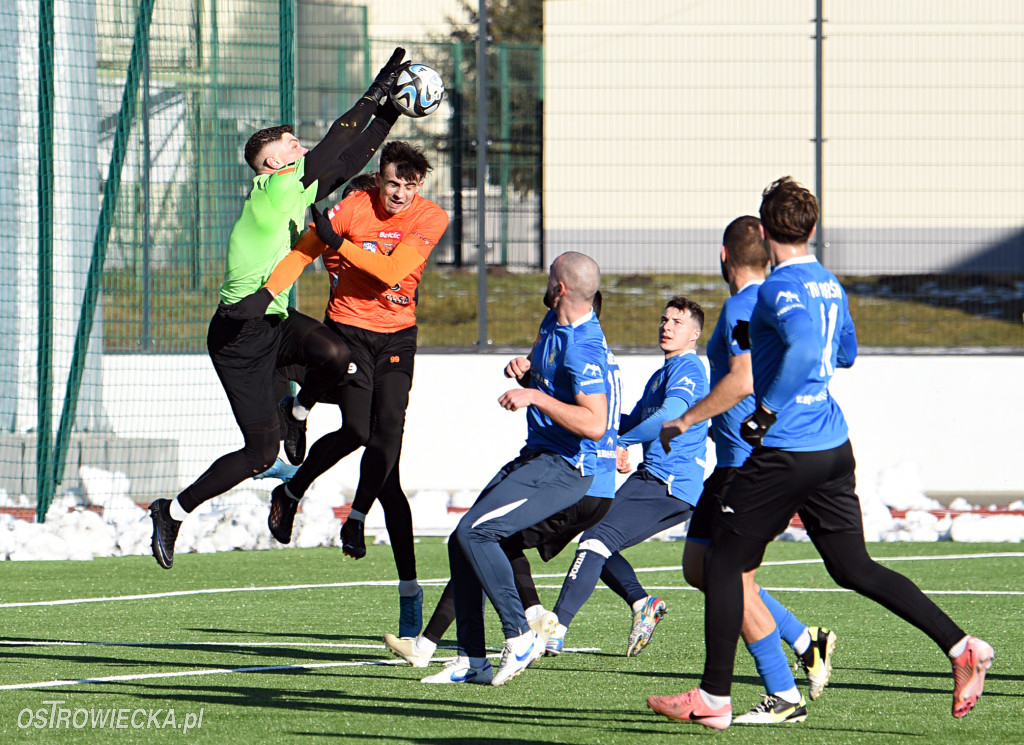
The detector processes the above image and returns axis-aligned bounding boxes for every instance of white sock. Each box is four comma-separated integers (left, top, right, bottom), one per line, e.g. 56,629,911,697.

291,401,310,421
552,623,567,639
348,509,366,522
949,636,970,658
699,688,731,709
398,580,420,597
793,628,812,656
773,686,801,705
524,604,545,621
631,596,648,614
414,636,437,656
168,498,189,522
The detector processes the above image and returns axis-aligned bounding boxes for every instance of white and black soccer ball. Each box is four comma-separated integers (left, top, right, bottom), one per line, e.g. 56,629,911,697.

389,63,445,118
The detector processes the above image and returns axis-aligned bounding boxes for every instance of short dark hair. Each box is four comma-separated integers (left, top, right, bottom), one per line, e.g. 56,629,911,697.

342,172,379,200
760,176,818,245
379,141,431,182
665,296,704,331
244,124,293,172
722,215,768,270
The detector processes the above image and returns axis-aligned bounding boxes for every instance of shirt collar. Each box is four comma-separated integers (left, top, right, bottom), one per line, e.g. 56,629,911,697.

774,254,818,271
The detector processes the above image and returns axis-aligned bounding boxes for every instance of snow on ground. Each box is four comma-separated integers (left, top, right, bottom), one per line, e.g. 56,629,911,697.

0,461,1021,562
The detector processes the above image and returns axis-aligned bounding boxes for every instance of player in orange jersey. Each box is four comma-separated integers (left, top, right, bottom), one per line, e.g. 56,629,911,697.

247,141,447,637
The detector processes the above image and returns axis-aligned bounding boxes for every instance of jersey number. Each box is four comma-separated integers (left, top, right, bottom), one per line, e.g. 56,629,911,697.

606,368,623,432
819,302,839,377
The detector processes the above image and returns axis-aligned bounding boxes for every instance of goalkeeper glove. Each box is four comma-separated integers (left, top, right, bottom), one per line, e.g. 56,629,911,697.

740,406,777,448
310,204,344,251
363,47,407,105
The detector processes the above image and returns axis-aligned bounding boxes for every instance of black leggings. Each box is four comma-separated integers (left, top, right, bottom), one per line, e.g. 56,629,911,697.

286,371,415,579
700,527,966,696
301,98,400,202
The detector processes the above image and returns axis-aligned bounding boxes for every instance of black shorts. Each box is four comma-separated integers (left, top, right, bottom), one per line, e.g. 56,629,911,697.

326,319,417,391
718,440,862,543
685,467,739,546
274,310,347,406
207,307,283,427
502,495,614,562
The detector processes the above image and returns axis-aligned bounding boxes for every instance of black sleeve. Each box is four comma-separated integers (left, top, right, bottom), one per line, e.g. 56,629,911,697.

302,100,400,201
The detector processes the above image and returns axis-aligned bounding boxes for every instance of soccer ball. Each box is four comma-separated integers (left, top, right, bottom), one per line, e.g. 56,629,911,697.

389,63,445,118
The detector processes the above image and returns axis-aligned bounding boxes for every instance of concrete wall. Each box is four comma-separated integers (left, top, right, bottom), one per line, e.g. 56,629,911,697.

98,352,1023,501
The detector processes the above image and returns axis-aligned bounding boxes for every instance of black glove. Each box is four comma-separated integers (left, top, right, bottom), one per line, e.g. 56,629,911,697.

221,288,273,320
740,407,777,448
310,204,344,250
363,47,406,105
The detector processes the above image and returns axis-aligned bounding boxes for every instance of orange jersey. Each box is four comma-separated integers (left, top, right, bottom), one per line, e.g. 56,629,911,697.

322,189,448,333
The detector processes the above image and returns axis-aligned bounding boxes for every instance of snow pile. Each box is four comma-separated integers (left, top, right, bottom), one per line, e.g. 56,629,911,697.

0,462,1021,562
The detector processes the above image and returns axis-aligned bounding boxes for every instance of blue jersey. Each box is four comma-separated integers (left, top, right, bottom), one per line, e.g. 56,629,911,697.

618,350,708,504
750,255,858,451
588,348,622,499
525,310,610,474
706,280,762,467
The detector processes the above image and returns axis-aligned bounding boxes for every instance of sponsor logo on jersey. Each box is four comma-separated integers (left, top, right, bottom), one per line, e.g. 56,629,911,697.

775,290,801,304
378,230,402,239
362,241,379,253
582,363,602,377
390,355,400,363
384,292,410,305
410,230,433,246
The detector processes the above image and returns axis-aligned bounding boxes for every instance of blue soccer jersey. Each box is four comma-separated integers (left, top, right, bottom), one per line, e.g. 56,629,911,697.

617,350,709,503
706,280,763,467
750,255,858,451
588,348,622,499
525,309,610,474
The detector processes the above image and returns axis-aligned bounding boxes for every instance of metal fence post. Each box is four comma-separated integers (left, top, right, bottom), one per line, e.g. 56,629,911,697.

36,0,55,521
813,0,826,262
476,0,489,349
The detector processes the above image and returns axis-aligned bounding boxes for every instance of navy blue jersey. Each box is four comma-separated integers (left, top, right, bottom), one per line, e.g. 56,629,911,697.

618,350,708,503
588,348,622,499
706,280,762,467
750,255,858,451
525,310,610,474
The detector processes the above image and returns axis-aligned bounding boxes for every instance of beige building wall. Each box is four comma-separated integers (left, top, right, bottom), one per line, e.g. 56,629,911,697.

544,1,1024,273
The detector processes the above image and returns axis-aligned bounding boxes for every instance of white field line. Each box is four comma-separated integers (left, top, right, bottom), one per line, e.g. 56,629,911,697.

1,551,1021,609
0,647,602,692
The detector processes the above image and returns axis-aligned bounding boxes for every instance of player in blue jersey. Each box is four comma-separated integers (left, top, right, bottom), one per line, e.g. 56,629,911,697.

648,177,994,730
546,296,708,658
659,216,833,723
421,252,609,686
386,292,622,668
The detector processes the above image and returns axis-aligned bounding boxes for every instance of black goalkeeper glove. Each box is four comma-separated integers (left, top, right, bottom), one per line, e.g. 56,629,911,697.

363,47,407,105
310,204,344,250
221,288,274,320
740,407,777,448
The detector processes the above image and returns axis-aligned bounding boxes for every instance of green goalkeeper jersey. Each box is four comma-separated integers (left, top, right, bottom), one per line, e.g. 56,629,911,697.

219,158,317,318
